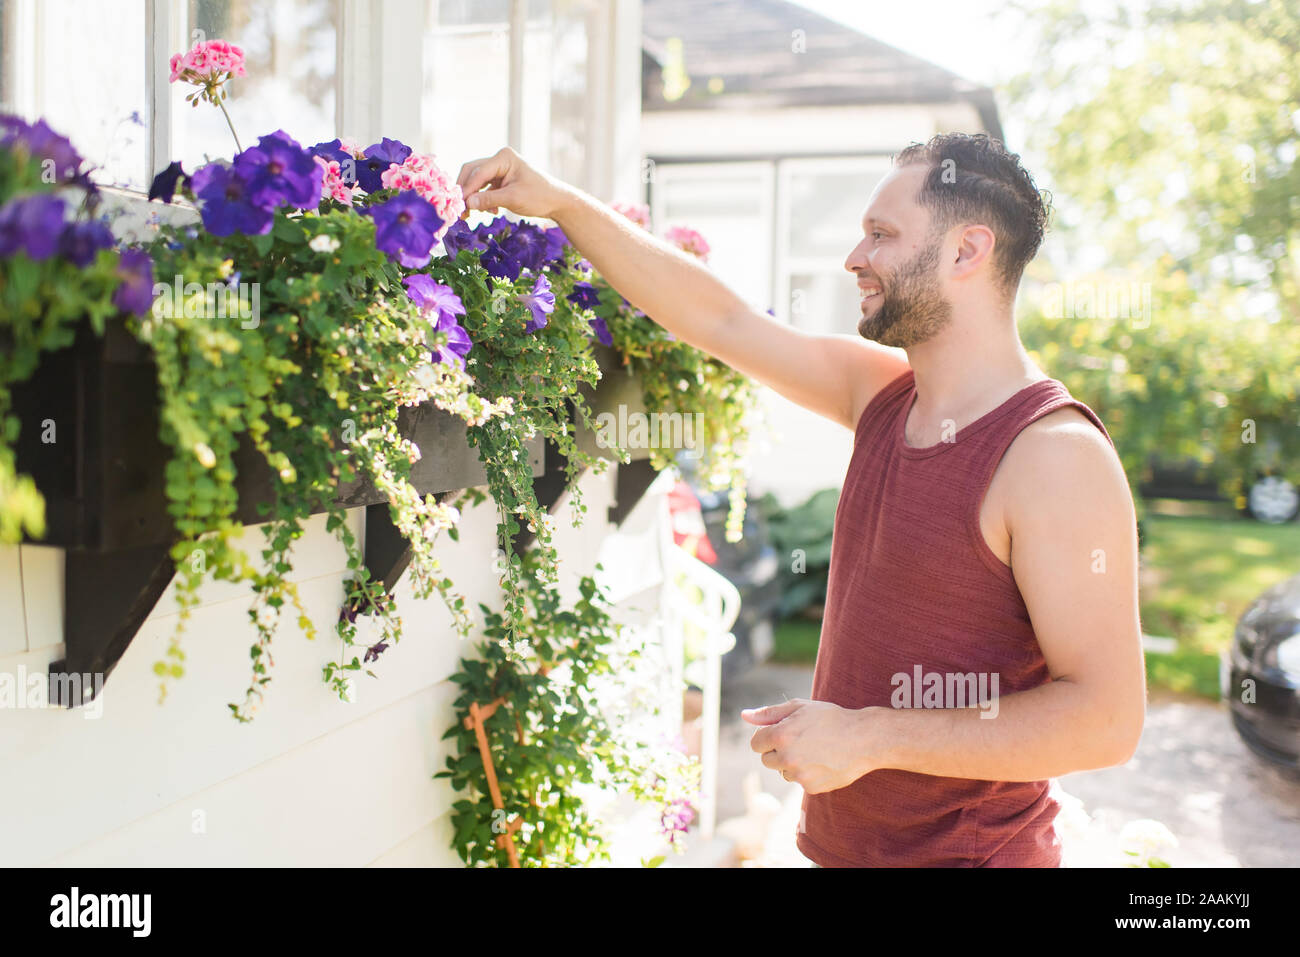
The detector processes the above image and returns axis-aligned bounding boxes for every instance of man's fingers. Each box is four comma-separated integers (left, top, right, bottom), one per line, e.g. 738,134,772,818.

741,699,804,726
760,749,783,770
466,186,513,213
456,155,503,195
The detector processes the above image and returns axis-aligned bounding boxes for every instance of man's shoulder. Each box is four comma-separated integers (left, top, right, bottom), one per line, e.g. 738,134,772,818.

999,404,1130,528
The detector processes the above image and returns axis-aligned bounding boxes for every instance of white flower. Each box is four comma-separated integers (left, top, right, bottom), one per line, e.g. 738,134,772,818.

309,234,341,254
1119,818,1179,858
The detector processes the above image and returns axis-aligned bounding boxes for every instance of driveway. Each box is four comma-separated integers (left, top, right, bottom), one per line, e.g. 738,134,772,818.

713,663,1300,867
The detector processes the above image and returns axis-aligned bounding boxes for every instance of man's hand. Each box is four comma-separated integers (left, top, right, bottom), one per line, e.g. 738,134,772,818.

455,147,570,220
743,699,882,794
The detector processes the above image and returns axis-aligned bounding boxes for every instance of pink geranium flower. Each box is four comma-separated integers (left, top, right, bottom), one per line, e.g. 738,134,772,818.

664,225,710,262
612,200,651,229
169,39,247,85
314,155,358,206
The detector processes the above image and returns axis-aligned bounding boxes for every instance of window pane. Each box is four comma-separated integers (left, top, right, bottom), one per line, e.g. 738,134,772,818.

543,0,591,187
2,0,148,188
655,165,773,310
174,0,338,166
787,270,861,336
424,0,510,162
786,162,890,259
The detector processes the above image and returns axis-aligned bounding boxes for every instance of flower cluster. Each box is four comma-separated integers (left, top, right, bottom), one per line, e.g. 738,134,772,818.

661,797,696,845
169,39,247,84
381,152,466,227
404,274,473,369
664,225,711,262
314,157,358,206
611,200,651,229
0,114,97,198
0,115,154,315
440,215,615,344
183,129,323,236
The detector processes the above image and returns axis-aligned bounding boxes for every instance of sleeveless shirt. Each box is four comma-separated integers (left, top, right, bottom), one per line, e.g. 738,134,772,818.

795,367,1115,867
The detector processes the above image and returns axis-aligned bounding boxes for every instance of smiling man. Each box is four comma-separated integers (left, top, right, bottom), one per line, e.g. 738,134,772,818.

456,131,1146,868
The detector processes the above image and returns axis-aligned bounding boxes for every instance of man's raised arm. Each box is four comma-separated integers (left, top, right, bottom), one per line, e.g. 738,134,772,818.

456,147,909,431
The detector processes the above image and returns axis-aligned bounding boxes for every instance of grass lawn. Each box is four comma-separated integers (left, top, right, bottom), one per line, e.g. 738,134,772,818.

1137,501,1300,697
771,617,822,664
767,500,1300,701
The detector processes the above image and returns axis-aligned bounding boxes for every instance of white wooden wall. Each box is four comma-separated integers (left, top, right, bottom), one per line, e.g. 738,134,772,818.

0,464,675,866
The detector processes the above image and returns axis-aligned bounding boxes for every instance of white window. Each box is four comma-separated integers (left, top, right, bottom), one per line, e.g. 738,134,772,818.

649,154,892,333
172,0,340,168
648,160,776,312
0,0,614,197
777,156,894,335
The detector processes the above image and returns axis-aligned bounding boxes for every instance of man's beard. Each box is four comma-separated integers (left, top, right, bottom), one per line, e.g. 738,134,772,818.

856,239,952,348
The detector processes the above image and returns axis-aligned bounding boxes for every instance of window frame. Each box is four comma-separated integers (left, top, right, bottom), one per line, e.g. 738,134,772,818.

4,0,637,199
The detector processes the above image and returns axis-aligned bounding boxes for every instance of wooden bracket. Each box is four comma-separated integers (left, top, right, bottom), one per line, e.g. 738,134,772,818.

460,663,553,868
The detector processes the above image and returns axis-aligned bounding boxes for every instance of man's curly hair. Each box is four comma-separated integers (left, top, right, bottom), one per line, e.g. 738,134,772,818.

894,133,1052,295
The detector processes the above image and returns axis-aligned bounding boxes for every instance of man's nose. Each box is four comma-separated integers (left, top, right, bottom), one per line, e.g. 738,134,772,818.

844,239,870,273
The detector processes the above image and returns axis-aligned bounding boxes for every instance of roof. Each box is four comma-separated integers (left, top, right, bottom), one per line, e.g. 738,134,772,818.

641,0,1004,142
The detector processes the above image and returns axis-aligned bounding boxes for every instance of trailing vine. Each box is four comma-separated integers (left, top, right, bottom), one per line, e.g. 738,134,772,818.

593,205,761,542
437,546,701,867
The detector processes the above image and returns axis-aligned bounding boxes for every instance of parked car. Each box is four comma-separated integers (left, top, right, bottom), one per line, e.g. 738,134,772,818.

1222,570,1300,772
672,453,782,682
1142,447,1299,525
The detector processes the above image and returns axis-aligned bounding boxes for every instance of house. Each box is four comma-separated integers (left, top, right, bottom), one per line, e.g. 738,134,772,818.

640,0,1006,506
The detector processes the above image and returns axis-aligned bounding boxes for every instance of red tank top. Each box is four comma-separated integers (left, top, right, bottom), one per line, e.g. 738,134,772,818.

796,367,1115,867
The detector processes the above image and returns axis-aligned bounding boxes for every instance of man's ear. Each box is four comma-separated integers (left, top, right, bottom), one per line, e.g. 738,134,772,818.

952,224,996,280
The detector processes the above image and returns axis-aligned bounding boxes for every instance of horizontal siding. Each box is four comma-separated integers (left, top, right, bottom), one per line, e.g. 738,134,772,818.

0,546,24,656
0,464,674,867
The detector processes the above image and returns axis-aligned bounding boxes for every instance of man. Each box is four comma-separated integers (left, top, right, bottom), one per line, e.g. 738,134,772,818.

455,132,1146,867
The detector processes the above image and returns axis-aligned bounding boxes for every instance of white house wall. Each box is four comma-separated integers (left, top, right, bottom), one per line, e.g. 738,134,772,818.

641,101,987,160
0,462,679,866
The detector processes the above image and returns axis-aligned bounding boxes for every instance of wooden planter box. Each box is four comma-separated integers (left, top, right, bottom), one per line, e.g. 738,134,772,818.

10,317,541,550
572,343,653,463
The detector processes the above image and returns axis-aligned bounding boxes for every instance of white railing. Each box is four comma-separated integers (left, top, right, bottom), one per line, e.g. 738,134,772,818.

662,542,739,841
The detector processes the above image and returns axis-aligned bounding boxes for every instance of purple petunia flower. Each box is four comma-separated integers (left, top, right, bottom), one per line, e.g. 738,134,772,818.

0,194,66,260
480,238,522,282
500,221,548,273
588,316,613,347
189,163,274,236
357,137,412,193
542,226,569,267
233,130,323,210
113,248,155,315
0,116,87,187
519,273,555,334
567,280,600,311
57,220,115,267
148,161,188,203
439,219,485,257
431,311,474,369
366,190,443,268
403,274,466,324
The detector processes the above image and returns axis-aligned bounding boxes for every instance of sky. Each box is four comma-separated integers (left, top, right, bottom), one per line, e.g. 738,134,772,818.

786,0,1042,152
787,0,1031,89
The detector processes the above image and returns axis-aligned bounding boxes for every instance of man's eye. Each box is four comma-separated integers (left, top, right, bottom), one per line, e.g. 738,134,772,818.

871,231,884,240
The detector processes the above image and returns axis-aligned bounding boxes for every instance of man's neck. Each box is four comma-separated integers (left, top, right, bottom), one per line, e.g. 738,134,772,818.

903,308,1045,430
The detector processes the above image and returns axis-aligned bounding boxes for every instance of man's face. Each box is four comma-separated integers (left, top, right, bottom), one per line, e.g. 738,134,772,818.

844,164,952,348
